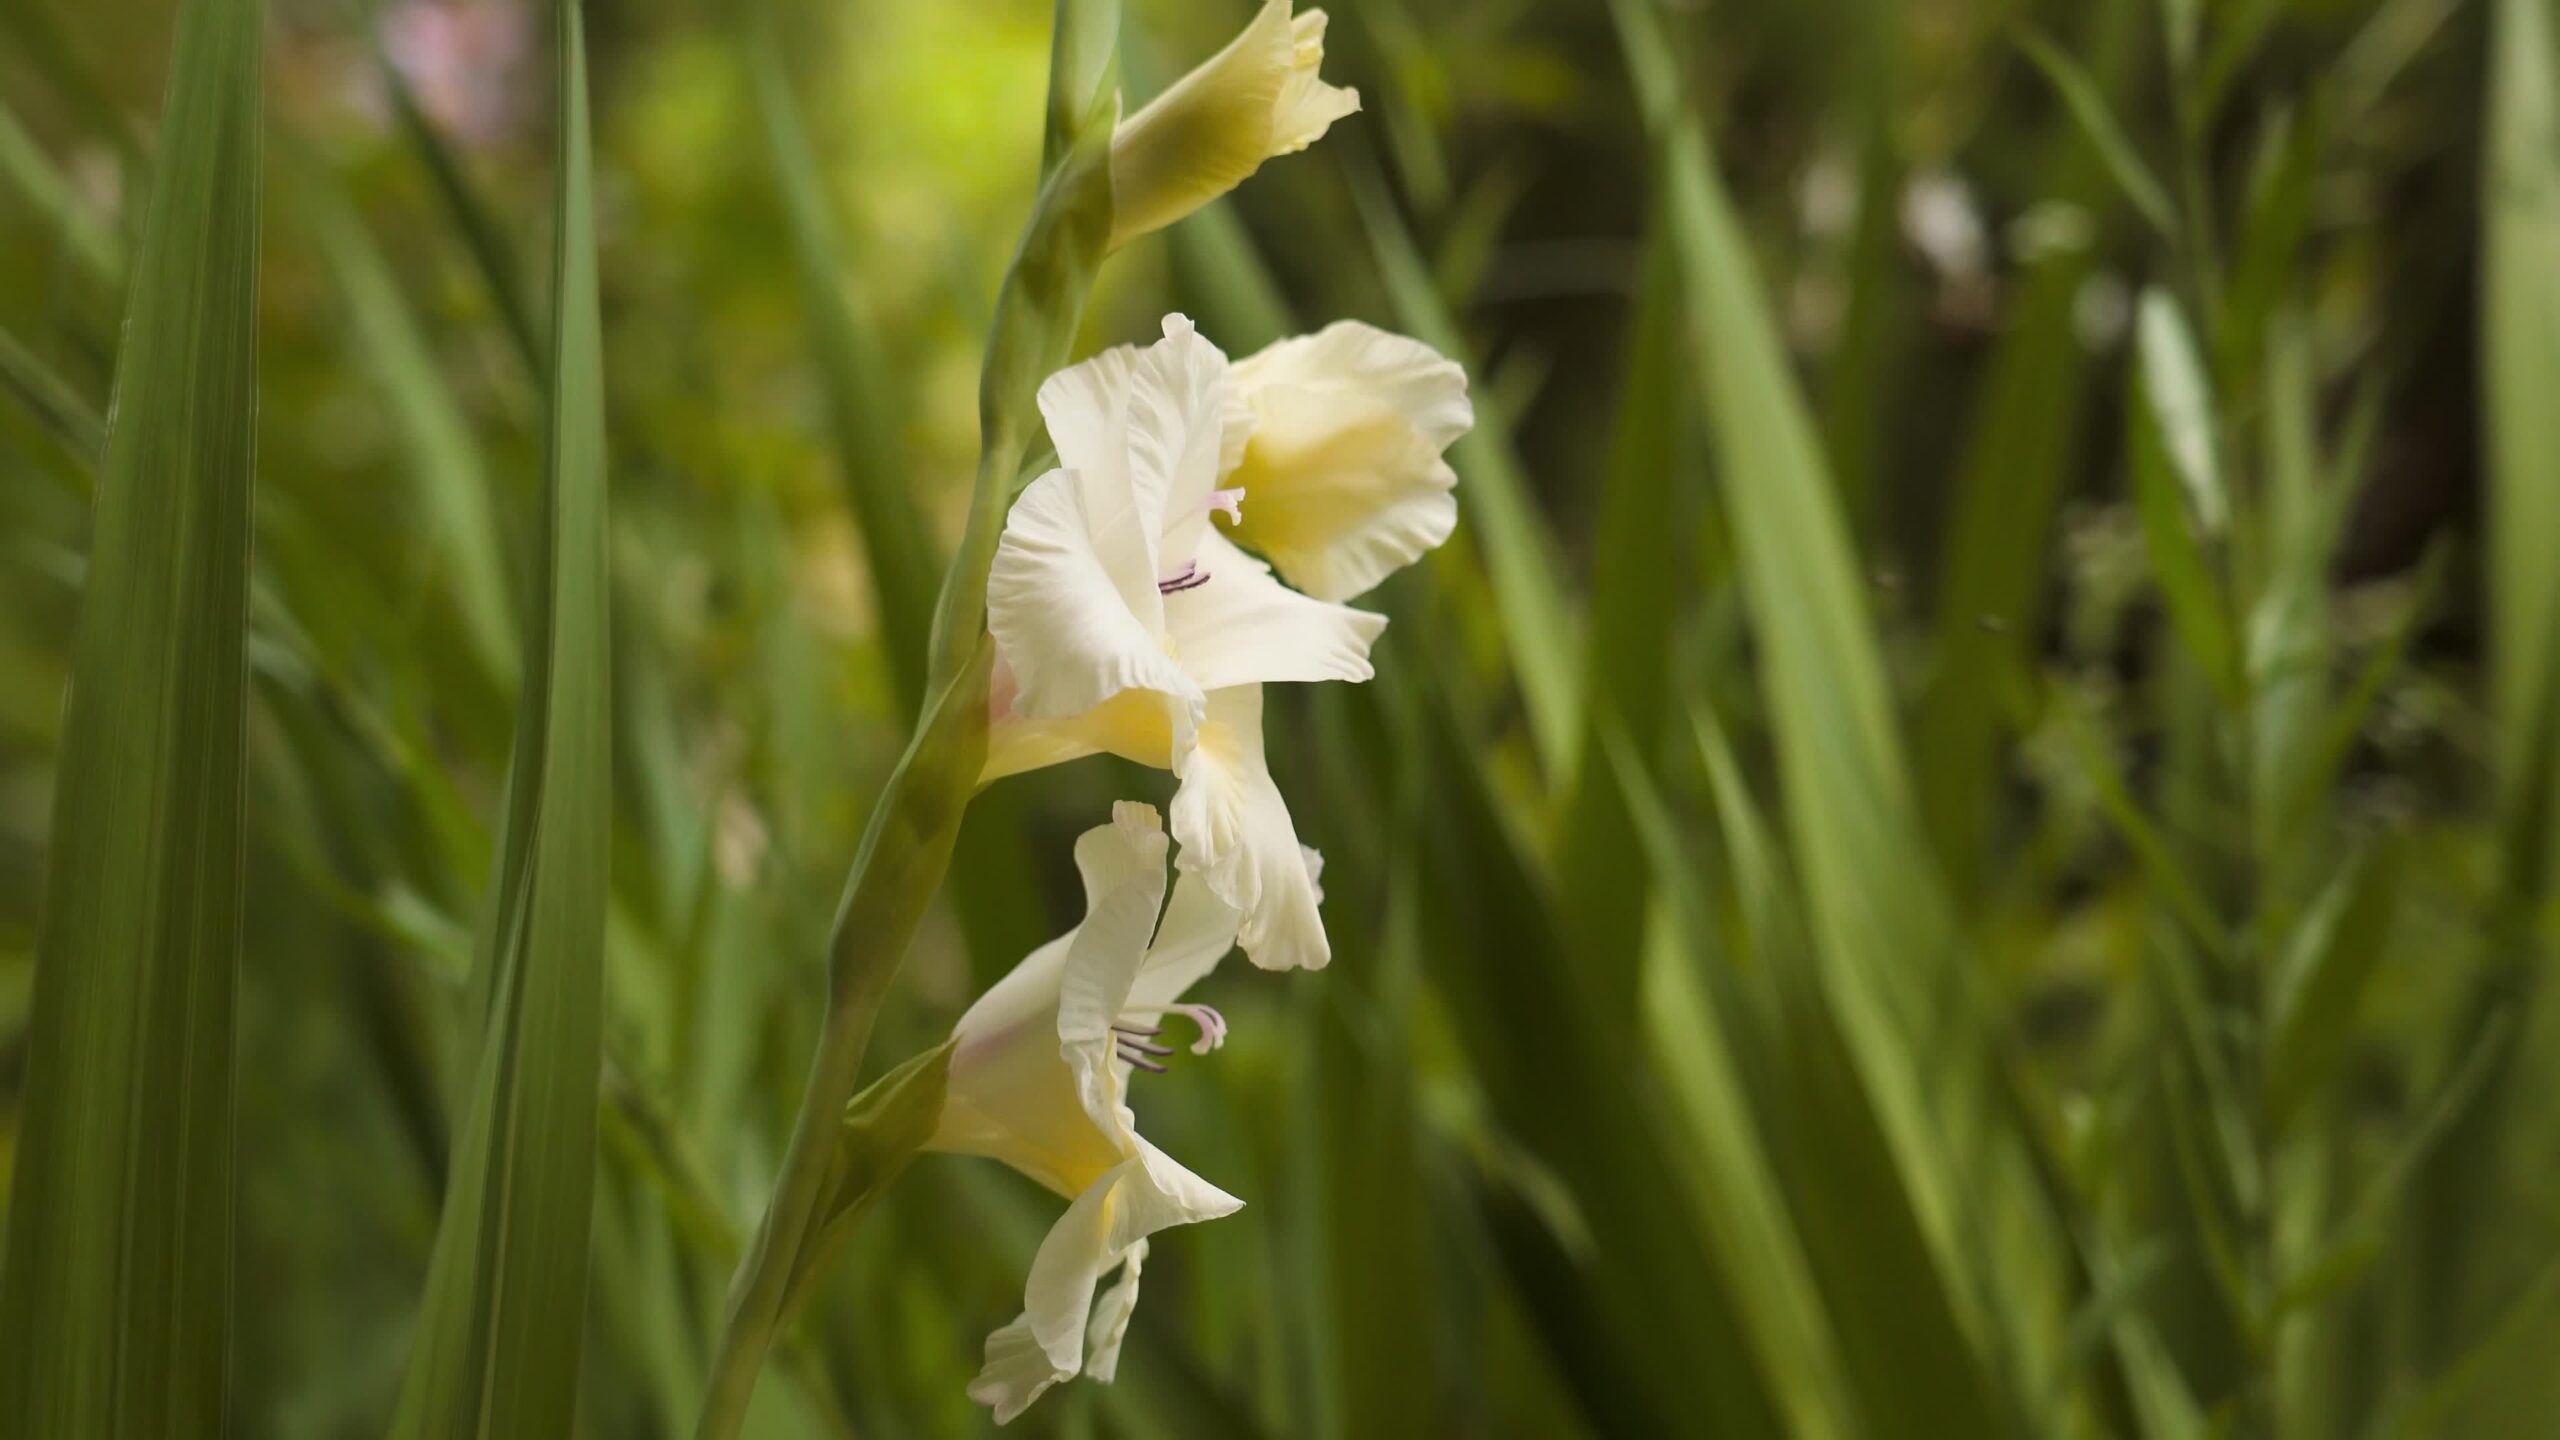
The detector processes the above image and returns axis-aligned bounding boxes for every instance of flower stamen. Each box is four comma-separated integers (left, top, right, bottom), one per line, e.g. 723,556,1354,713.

1115,1043,1171,1073
1113,1019,1177,1073
1113,1006,1229,1071
1165,1003,1228,1054
1156,560,1212,595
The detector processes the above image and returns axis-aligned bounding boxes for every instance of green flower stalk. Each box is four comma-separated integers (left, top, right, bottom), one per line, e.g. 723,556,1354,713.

690,4,1122,1435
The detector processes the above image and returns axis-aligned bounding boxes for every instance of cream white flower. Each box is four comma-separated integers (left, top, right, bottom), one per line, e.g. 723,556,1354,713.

929,803,1252,1424
986,314,1385,971
1108,0,1359,250
1222,320,1473,602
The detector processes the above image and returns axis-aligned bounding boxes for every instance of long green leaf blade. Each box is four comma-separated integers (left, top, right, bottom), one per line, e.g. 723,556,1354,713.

1610,2,2018,1424
387,1,612,1431
1348,165,1582,776
1912,0,2140,893
2406,0,2560,1393
0,0,260,1429
1615,744,1860,1440
1611,0,1954,1060
1558,225,1688,1011
300,171,519,689
0,96,120,285
2483,0,2560,885
745,10,938,717
2015,27,2177,238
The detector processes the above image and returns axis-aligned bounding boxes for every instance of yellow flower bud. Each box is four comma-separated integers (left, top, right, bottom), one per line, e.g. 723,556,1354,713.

1108,1,1358,250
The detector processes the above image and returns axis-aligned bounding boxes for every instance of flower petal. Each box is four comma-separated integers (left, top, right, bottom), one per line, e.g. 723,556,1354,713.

989,467,1204,754
1084,1240,1148,1384
1225,320,1471,600
934,807,1168,1198
1120,1134,1245,1237
1140,316,1239,570
1234,319,1473,453
1032,350,1163,622
1272,9,1361,152
933,924,1123,1199
1071,801,1173,915
982,713,1104,786
1035,315,1233,582
1128,869,1243,1014
970,1164,1124,1422
970,1313,1065,1426
983,685,1191,784
1170,686,1330,970
1107,2,1357,250
1035,344,1146,583
969,1151,1240,1424
1162,531,1386,692
1057,807,1172,1144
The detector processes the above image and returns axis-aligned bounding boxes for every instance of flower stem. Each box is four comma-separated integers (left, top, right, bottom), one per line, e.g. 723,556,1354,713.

693,652,994,1440
692,993,870,1440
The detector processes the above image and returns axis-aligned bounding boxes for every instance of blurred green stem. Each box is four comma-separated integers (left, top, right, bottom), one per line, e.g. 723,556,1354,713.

689,6,1120,1435
692,655,993,1440
2165,23,2227,353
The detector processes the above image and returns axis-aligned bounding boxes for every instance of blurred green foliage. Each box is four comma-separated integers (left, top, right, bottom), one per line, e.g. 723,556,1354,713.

3,0,2556,1435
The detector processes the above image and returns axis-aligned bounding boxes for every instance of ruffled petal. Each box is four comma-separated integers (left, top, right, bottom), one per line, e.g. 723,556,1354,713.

1234,319,1473,454
1170,686,1330,970
1034,344,1124,477
970,1313,1066,1426
1225,320,1471,601
1034,345,1153,602
1071,800,1173,915
1162,531,1386,692
1134,317,1241,571
1034,315,1234,581
1271,9,1361,152
989,467,1204,756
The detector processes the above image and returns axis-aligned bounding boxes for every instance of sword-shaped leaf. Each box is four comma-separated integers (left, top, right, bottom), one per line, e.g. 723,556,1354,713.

0,0,260,1430
386,1,613,1432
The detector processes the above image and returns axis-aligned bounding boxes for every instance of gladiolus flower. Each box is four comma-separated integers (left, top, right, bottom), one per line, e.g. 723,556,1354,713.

986,315,1386,971
929,804,1253,1423
1108,0,1358,250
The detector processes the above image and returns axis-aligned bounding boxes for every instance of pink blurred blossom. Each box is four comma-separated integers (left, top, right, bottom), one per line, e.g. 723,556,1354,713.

380,0,531,144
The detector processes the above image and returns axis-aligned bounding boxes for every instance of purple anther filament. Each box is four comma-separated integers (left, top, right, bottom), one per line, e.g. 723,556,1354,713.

1157,560,1211,595
1114,1023,1175,1073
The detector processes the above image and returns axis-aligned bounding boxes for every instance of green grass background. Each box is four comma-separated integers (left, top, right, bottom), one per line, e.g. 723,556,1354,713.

3,0,2556,1434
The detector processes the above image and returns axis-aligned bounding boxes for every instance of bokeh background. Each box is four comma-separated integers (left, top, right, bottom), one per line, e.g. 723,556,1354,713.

3,0,2554,1435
